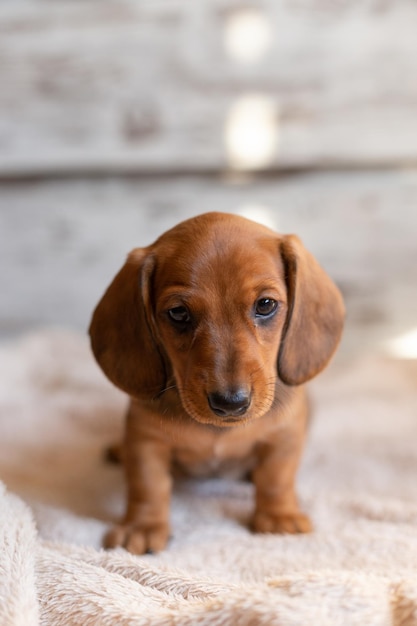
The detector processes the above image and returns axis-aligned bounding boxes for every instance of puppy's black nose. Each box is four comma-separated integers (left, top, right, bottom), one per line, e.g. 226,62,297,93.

207,389,251,417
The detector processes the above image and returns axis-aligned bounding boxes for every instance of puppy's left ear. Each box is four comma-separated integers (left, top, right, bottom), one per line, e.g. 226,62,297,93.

89,249,166,399
278,235,345,386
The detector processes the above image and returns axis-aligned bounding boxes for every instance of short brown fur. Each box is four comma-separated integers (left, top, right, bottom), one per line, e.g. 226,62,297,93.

90,212,344,554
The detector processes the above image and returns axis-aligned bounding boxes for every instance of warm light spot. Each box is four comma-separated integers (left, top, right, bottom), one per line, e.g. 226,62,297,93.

236,205,278,230
385,327,417,359
224,8,272,64
225,94,279,170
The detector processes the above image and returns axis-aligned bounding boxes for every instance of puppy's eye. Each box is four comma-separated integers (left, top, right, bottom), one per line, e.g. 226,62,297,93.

255,298,278,318
168,306,191,324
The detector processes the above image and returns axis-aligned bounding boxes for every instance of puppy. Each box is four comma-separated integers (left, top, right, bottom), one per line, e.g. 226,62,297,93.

90,212,344,554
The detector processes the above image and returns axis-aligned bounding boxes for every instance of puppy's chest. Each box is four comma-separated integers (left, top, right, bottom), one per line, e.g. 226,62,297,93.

171,429,258,479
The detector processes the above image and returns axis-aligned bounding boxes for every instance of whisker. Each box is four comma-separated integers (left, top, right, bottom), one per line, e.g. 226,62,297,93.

153,384,178,400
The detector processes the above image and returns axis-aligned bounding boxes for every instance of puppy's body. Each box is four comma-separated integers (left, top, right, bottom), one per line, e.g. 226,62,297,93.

90,212,344,554
125,382,307,479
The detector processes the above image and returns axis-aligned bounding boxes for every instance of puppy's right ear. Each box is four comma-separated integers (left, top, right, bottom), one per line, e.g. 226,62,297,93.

89,249,165,399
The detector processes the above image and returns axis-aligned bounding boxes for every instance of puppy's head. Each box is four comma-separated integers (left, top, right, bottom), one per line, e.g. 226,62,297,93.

90,212,344,427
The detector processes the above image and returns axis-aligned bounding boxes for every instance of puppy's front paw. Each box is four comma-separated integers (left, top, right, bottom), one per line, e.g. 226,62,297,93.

104,522,170,555
251,510,313,535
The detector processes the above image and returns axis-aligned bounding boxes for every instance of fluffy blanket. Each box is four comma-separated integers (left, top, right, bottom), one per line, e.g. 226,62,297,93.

1,330,417,625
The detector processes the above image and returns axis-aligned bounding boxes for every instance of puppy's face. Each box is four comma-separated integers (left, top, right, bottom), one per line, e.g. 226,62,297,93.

151,220,288,427
90,212,345,429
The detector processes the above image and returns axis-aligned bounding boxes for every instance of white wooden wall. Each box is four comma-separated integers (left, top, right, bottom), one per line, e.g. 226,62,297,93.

1,0,416,357
2,1,417,174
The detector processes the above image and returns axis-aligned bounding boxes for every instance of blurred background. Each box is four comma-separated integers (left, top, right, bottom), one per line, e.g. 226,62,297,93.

1,0,416,363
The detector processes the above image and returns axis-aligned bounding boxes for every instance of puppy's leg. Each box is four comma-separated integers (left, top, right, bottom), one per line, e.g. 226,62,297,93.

104,406,172,554
251,414,312,535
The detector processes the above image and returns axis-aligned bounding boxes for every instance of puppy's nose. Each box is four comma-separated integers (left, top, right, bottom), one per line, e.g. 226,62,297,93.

207,389,251,417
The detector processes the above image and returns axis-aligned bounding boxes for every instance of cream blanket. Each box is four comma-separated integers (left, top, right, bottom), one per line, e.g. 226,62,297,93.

1,330,417,625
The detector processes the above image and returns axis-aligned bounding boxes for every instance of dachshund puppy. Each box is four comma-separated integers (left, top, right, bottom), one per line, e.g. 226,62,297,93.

90,212,344,554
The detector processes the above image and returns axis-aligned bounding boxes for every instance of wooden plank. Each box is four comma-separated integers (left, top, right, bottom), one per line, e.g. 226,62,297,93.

1,1,417,174
1,169,416,358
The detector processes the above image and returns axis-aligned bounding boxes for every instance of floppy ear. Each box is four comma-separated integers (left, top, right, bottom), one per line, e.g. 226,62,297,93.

89,249,166,398
278,235,345,386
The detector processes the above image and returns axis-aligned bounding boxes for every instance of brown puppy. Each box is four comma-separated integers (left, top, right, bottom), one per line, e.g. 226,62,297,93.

90,212,344,554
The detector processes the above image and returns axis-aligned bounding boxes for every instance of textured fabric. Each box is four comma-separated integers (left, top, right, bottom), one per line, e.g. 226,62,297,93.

1,330,417,625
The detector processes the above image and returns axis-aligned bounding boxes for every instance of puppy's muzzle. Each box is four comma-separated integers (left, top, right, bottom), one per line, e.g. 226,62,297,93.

207,388,251,418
